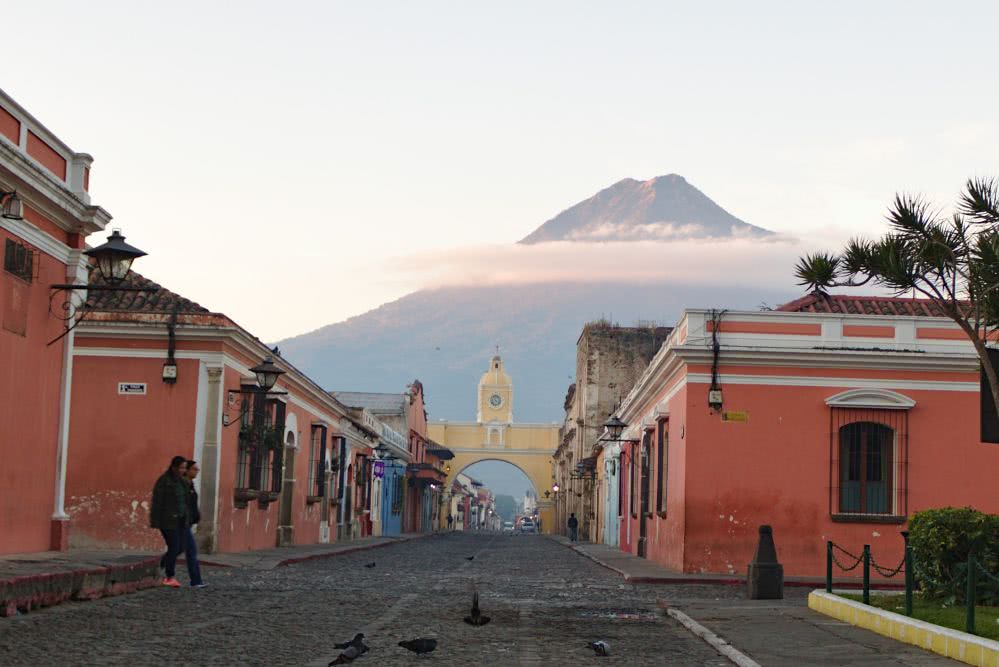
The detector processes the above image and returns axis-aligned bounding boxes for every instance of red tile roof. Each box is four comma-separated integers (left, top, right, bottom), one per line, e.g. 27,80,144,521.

777,293,955,318
86,270,213,315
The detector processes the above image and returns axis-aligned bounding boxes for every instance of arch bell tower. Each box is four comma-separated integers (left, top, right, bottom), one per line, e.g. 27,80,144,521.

477,355,513,424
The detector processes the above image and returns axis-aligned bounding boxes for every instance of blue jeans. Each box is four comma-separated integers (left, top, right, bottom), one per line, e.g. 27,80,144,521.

569,526,578,542
159,528,184,578
184,526,203,586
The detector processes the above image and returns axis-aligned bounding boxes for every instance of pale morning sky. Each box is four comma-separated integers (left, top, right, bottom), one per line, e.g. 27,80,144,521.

6,1,999,340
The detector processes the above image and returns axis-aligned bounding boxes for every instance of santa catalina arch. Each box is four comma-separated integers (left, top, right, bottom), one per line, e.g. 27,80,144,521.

428,355,558,532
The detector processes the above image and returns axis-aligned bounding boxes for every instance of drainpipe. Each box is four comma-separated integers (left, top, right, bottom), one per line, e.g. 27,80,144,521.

51,250,88,550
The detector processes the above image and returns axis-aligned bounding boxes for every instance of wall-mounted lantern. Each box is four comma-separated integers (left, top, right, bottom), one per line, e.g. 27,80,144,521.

0,189,23,220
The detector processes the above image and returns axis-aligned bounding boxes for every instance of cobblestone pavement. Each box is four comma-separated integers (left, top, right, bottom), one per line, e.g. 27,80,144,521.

0,532,748,666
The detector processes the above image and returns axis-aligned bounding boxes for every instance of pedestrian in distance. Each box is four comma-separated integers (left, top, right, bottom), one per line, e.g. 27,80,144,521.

447,514,453,531
150,456,190,588
567,512,579,543
184,459,207,588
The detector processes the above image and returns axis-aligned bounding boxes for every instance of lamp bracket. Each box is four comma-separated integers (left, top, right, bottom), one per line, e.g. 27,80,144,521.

45,284,158,347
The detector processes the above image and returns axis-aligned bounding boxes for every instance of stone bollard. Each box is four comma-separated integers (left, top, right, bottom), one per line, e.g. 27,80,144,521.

747,524,784,599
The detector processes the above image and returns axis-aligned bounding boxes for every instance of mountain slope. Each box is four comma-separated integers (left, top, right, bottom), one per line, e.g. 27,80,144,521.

277,282,794,423
519,174,771,243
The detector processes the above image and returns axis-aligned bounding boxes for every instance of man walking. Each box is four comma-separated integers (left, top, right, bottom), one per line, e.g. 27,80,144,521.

150,456,190,588
184,460,207,588
567,512,579,543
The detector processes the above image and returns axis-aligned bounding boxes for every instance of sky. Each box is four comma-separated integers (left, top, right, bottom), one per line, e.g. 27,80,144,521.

462,460,535,503
5,1,999,340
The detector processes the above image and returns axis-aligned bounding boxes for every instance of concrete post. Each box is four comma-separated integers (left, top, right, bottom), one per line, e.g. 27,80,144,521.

197,366,224,554
747,524,784,599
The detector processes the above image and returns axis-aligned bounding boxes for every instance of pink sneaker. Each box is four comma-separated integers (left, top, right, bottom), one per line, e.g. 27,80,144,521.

162,577,181,588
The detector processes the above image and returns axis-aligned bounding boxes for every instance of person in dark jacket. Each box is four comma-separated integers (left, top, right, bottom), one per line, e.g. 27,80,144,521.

150,456,190,588
567,513,579,542
184,460,206,588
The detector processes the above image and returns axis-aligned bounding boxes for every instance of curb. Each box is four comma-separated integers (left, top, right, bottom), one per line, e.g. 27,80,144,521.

808,590,999,667
665,607,762,667
276,534,428,567
549,537,904,589
0,556,160,618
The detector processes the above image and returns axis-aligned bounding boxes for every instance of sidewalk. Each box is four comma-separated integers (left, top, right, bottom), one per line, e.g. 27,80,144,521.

1,532,430,617
551,536,951,666
550,535,903,589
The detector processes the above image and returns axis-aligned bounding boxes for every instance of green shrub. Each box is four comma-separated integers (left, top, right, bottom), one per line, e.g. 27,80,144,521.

908,507,999,605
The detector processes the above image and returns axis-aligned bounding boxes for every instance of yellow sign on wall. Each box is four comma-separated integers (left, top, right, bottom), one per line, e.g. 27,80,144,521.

721,411,748,423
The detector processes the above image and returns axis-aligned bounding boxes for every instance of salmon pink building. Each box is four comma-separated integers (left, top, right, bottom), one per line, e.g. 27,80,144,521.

0,89,112,554
66,273,357,553
601,295,999,577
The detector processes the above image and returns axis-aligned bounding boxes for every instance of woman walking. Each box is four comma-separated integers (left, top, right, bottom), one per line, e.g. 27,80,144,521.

150,456,190,588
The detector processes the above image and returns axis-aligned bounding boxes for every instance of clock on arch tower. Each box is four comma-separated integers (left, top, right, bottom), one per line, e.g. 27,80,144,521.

477,354,513,423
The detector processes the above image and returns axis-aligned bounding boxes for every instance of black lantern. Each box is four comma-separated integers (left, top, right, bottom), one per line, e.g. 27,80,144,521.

250,356,285,391
84,229,147,285
603,415,627,441
1,190,23,220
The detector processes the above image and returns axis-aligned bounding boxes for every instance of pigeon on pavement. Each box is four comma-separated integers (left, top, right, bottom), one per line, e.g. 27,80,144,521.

398,638,437,655
364,562,376,568
588,640,610,656
463,592,491,626
465,556,475,561
329,644,361,665
333,633,367,652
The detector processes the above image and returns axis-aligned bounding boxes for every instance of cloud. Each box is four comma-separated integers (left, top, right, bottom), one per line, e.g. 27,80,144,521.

387,236,826,291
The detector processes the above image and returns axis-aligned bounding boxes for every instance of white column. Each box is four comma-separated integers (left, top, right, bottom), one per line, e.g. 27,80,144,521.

52,251,88,524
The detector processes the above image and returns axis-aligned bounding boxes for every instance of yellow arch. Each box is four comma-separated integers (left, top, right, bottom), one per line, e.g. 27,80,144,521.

430,421,558,534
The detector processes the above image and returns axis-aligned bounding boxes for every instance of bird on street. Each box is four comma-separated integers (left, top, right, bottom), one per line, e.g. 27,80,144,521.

364,562,376,568
329,644,361,665
588,641,610,656
398,638,437,655
463,592,491,626
333,633,367,652
465,556,475,561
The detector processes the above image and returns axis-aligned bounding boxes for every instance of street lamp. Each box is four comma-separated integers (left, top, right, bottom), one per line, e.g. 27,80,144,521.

552,483,559,493
250,356,285,391
84,229,147,285
603,415,628,441
0,189,23,220
48,228,153,346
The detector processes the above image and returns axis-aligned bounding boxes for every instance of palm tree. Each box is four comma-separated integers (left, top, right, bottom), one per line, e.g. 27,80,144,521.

794,177,999,420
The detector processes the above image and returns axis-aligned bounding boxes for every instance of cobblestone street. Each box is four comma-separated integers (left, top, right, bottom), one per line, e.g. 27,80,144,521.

0,533,747,666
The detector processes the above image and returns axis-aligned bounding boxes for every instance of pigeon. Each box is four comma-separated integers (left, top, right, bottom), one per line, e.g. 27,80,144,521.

333,633,367,651
463,592,491,626
465,556,475,561
398,638,437,655
364,562,376,568
329,644,361,665
588,641,610,656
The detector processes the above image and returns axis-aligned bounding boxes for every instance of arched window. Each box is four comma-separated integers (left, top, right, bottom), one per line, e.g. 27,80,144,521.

838,422,894,514
826,390,911,520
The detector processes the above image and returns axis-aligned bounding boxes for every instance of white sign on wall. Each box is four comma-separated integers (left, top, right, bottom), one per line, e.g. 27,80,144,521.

118,382,147,395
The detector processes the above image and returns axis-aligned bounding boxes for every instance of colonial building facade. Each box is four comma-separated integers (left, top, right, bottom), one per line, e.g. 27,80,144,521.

601,295,999,577
553,323,671,544
1,89,112,554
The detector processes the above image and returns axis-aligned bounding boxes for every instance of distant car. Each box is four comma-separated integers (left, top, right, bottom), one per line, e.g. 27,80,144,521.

502,521,515,534
519,520,537,534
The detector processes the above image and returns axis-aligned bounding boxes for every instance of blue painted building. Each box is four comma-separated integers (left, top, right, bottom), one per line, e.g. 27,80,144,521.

380,459,407,536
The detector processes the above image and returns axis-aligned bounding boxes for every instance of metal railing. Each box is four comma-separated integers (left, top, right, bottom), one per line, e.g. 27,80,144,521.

827,532,997,636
